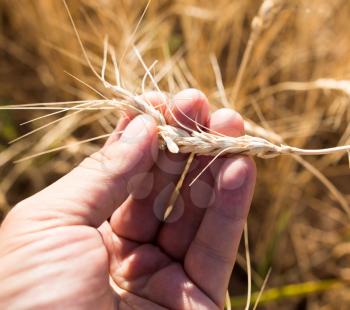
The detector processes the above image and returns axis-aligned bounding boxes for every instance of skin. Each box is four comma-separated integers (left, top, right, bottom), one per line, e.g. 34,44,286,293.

0,89,256,310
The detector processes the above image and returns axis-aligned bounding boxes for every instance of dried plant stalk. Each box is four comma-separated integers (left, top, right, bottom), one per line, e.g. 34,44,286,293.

105,86,350,160
255,79,350,100
251,0,285,41
231,0,286,102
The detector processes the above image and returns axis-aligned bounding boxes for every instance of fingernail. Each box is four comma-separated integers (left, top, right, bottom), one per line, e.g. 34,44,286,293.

168,89,209,128
190,179,215,208
120,115,155,144
209,108,244,137
127,172,154,199
219,157,248,191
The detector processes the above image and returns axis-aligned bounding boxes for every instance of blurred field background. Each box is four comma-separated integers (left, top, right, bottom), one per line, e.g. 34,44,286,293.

1,0,350,309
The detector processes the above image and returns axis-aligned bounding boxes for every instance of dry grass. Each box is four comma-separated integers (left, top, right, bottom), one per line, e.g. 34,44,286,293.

1,0,350,308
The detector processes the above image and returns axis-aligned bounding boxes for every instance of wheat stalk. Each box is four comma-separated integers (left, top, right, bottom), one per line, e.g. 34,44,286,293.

95,50,350,160
98,86,350,162
11,75,348,162
231,0,286,102
251,0,285,41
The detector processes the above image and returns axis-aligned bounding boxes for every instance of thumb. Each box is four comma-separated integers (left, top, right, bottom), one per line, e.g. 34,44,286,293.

10,115,159,228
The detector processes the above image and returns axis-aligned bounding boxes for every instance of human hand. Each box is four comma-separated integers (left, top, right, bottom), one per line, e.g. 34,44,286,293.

0,89,256,309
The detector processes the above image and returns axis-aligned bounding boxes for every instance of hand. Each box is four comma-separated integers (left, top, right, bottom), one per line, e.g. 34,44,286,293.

0,89,256,310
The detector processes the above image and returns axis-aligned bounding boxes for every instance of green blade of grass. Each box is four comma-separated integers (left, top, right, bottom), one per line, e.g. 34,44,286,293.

230,279,344,308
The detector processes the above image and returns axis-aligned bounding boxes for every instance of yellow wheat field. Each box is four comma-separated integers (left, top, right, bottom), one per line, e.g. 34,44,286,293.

1,0,350,308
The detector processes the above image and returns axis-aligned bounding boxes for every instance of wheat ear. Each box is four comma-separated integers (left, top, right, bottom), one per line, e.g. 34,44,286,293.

102,87,350,162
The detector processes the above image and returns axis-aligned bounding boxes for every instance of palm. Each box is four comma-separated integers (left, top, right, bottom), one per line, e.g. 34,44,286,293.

103,219,219,309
